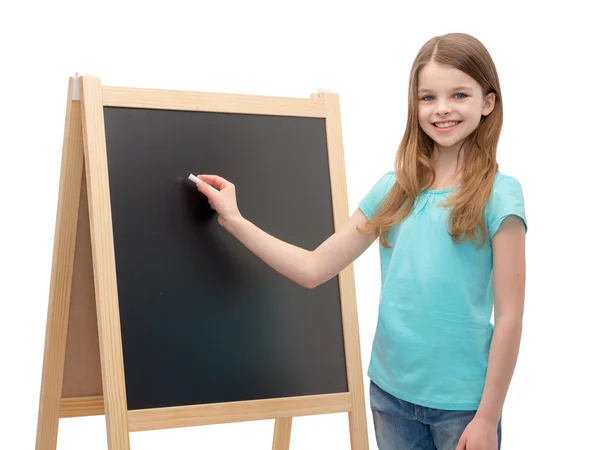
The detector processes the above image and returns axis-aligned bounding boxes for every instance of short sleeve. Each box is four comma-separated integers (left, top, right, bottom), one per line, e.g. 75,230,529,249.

485,174,528,240
358,171,396,220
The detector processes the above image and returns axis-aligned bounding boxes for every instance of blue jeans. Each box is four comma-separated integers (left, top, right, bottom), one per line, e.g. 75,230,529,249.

370,381,501,450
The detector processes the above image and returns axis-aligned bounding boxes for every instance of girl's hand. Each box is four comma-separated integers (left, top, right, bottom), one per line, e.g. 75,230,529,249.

195,174,242,227
456,416,498,450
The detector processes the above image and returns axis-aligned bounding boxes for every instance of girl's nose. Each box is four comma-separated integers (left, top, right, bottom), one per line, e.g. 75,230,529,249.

435,101,453,116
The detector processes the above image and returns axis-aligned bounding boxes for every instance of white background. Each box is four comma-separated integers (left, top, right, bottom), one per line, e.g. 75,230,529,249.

1,1,598,449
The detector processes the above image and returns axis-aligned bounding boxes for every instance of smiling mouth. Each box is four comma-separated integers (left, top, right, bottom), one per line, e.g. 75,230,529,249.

433,121,462,128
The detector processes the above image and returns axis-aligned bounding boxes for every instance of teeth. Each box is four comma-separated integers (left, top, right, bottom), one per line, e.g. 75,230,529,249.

435,121,459,128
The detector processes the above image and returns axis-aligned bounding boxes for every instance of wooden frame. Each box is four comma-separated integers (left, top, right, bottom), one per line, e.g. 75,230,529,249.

35,76,369,450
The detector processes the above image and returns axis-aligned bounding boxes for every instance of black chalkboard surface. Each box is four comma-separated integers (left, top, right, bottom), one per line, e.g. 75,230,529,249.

103,106,348,411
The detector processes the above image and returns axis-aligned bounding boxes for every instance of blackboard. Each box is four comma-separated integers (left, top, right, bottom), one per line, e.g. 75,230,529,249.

103,106,348,411
36,78,369,449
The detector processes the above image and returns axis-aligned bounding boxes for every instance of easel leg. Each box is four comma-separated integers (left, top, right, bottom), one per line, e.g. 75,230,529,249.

348,409,370,450
272,417,292,450
311,89,371,449
80,75,131,449
36,78,85,450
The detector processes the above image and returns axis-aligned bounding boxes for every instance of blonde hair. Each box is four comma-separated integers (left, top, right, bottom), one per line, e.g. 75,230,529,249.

360,33,503,249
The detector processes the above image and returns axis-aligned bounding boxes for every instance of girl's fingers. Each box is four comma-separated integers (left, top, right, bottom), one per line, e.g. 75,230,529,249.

197,174,228,190
197,180,217,199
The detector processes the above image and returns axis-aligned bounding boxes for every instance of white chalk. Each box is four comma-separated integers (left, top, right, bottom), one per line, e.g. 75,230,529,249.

188,174,201,183
188,174,219,192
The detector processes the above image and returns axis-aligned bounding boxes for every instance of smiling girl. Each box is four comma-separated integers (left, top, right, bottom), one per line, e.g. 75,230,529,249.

194,33,527,450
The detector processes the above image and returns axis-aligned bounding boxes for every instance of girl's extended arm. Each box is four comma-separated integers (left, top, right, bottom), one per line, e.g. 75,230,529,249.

225,208,375,288
196,174,376,289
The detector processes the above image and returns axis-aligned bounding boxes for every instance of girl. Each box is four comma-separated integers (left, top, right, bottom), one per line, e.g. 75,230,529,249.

194,32,527,450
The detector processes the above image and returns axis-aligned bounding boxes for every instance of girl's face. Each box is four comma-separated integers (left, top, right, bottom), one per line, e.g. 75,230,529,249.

417,61,495,153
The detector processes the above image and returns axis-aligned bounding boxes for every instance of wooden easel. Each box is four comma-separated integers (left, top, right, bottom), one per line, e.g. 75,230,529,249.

35,75,369,449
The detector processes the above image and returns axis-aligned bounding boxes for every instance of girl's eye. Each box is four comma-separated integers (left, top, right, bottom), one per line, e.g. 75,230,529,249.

421,93,467,101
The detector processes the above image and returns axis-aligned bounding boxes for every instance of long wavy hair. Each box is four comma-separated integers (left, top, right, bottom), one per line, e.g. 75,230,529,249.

360,33,503,249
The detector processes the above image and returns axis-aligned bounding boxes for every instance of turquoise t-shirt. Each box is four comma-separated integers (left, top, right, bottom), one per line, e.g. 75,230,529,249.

358,171,527,410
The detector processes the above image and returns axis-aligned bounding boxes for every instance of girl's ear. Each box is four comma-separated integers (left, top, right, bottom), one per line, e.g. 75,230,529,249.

482,92,496,117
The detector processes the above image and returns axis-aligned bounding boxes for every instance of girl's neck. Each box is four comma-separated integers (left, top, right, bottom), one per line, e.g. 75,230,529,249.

431,144,463,189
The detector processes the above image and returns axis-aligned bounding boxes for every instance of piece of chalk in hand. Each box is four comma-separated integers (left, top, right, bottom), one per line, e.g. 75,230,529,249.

188,174,219,192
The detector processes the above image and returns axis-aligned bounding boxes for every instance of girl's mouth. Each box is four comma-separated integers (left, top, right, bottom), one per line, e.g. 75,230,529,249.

433,121,461,132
